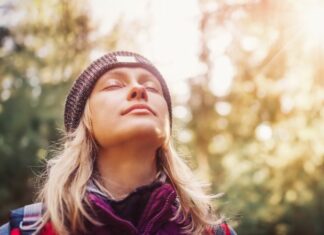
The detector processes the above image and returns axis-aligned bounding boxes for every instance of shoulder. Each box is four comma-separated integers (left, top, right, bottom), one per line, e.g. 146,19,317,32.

0,222,10,235
205,222,237,235
215,222,237,235
0,203,44,235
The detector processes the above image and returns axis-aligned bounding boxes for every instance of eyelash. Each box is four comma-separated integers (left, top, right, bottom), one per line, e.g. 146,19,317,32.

145,86,159,92
105,84,123,90
104,84,159,93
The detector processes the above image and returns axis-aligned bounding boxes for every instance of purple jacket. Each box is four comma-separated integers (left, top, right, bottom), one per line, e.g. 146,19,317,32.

83,180,237,235
0,173,237,235
85,182,186,235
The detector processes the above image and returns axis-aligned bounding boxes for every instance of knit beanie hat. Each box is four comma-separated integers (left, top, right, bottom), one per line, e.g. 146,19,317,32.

64,51,172,133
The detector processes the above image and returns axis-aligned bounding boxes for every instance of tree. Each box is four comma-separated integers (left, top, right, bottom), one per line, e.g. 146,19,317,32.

0,0,93,222
185,0,324,234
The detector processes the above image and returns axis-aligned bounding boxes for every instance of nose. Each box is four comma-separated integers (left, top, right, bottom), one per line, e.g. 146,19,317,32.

127,85,148,101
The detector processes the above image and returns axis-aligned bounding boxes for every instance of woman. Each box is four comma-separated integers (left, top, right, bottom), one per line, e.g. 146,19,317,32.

1,51,237,235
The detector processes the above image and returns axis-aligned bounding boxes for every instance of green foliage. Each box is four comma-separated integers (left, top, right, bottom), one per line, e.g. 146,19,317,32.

0,0,93,222
1,0,323,234
180,0,324,234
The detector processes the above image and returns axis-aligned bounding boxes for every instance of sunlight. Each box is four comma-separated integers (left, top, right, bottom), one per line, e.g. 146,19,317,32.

89,0,201,97
255,122,272,141
298,3,324,44
209,55,235,96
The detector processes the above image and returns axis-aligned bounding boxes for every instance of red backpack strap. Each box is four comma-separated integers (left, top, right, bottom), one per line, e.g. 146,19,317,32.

204,222,235,235
10,228,21,235
220,222,231,235
39,222,58,235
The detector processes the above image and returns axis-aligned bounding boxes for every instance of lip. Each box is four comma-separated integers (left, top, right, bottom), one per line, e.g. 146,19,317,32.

122,104,156,116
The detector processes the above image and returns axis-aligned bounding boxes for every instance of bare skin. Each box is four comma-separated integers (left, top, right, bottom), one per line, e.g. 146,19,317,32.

95,139,160,200
88,67,170,200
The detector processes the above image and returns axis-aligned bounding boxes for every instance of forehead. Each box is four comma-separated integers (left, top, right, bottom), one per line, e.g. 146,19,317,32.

100,67,157,81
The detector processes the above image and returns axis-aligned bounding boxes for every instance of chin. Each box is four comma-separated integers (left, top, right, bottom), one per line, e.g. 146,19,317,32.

123,121,166,140
132,124,164,137
96,120,168,147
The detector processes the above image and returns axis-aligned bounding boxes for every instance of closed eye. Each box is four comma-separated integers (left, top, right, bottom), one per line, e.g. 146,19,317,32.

143,82,161,93
104,84,123,90
102,79,125,90
145,86,159,92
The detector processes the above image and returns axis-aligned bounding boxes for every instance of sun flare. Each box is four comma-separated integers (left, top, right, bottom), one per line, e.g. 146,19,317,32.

298,3,324,43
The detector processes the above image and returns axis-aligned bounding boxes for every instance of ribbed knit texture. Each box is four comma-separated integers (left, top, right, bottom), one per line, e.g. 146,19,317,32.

64,51,172,133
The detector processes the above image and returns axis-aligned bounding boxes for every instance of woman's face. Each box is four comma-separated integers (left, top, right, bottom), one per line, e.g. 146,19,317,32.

88,67,170,148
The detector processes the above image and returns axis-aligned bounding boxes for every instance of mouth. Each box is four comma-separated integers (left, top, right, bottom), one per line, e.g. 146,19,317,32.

122,104,156,116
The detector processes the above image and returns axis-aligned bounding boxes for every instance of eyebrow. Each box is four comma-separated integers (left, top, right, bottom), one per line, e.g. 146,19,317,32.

103,70,157,82
103,71,127,80
98,69,162,90
139,73,157,82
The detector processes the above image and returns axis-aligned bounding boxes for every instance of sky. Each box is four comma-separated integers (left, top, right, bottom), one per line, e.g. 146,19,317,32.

88,0,211,100
4,0,323,107
0,0,241,101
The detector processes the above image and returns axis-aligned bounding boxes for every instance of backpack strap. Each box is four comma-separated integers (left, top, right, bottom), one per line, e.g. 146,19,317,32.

0,223,10,235
19,203,43,232
204,222,237,235
221,222,230,235
218,222,237,235
8,203,43,235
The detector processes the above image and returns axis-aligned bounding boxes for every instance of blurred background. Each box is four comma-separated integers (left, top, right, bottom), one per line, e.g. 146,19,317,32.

1,0,324,234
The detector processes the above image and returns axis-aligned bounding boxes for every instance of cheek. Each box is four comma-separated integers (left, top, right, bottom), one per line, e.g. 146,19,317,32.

88,95,122,146
89,95,118,128
156,99,170,126
158,101,171,142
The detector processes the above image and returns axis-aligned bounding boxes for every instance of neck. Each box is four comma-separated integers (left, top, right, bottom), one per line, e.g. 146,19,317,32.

96,140,159,200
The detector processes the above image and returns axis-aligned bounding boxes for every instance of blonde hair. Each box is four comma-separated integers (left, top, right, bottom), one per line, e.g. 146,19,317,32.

36,100,221,234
